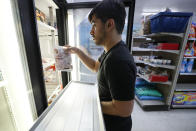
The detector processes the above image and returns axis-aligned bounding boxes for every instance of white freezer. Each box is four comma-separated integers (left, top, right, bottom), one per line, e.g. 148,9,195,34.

30,81,105,131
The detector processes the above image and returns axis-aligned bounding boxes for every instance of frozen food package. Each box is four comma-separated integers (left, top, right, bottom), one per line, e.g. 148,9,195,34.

54,46,72,71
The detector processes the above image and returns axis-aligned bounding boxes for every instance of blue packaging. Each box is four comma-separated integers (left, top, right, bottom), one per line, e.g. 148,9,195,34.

185,59,194,73
180,59,187,73
150,12,193,33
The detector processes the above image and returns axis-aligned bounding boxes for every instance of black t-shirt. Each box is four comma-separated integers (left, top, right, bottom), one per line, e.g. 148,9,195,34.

97,40,136,131
97,40,136,102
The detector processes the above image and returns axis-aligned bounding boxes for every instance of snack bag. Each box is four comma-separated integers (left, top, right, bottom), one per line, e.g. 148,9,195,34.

54,46,72,70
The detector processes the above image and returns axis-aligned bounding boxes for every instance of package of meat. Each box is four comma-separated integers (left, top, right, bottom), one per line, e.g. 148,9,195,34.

54,46,72,71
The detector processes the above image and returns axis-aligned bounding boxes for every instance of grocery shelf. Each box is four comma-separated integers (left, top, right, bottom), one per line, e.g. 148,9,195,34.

144,32,183,38
0,81,7,88
133,37,153,42
175,84,196,91
137,73,172,85
47,85,61,104
188,38,196,41
135,95,168,111
37,20,56,35
172,105,196,108
132,47,180,54
180,70,196,75
43,61,55,71
60,68,73,72
183,56,196,59
135,60,176,70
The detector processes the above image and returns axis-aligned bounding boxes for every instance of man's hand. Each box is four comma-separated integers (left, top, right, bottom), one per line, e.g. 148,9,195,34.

101,100,134,117
63,45,100,72
63,45,80,54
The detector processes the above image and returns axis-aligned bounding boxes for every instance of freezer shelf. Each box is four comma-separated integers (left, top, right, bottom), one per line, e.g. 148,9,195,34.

30,81,105,131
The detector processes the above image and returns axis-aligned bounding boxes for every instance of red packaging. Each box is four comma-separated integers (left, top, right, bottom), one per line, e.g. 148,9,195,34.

188,24,196,38
156,43,179,50
148,75,168,82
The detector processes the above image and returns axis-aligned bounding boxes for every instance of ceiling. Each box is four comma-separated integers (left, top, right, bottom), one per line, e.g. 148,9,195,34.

134,0,196,24
35,0,196,24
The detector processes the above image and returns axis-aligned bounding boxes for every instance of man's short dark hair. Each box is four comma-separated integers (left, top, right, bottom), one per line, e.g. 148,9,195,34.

88,0,126,34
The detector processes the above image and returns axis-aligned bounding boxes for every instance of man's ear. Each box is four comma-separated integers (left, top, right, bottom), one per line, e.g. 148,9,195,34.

106,19,115,31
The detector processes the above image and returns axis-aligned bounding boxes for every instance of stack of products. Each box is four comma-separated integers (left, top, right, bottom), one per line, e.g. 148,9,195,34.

35,8,46,23
139,42,179,50
172,92,196,105
184,41,195,57
180,58,194,73
136,55,172,65
135,78,163,100
137,66,169,82
188,22,196,38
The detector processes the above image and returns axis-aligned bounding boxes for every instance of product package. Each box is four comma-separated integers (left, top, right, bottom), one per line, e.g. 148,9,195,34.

172,92,196,105
185,59,194,73
54,46,72,71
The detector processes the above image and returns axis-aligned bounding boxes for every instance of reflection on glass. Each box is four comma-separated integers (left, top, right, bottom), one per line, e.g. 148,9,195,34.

68,8,129,83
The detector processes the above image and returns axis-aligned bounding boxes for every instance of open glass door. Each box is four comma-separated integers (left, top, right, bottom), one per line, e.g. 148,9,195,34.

67,5,129,83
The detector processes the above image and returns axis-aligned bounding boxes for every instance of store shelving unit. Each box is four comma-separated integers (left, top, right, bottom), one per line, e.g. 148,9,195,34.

173,37,196,108
135,60,176,70
175,84,196,91
132,47,180,54
137,73,172,85
35,0,62,104
131,17,193,111
172,105,196,108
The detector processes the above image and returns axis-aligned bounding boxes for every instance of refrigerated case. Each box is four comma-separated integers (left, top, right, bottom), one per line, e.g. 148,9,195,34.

0,0,135,130
0,0,38,130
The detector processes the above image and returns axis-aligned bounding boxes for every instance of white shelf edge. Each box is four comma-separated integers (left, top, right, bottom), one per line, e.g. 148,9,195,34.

137,73,172,85
132,47,180,54
183,56,196,59
172,105,196,108
135,60,176,70
188,38,196,41
59,69,73,72
0,81,7,88
144,32,184,38
175,84,196,91
180,70,196,75
47,85,61,102
37,20,55,31
135,95,165,106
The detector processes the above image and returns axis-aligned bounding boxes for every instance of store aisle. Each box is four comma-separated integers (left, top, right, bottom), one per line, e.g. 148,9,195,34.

132,101,196,131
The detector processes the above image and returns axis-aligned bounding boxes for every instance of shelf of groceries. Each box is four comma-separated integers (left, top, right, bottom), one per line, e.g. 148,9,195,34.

132,47,180,54
132,11,195,110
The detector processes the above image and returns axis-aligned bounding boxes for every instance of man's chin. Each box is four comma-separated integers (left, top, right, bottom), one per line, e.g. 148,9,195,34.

94,40,102,46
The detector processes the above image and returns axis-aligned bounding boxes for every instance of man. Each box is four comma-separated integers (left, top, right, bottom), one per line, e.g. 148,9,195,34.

65,0,136,130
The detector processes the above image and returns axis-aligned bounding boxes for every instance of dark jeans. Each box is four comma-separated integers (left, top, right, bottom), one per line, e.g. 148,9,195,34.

103,114,132,131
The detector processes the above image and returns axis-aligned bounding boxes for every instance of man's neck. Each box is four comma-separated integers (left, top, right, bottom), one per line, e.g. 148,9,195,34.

103,35,122,52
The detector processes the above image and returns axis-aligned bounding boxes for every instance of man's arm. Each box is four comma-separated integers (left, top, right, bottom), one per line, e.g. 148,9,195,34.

64,46,100,72
101,100,134,117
